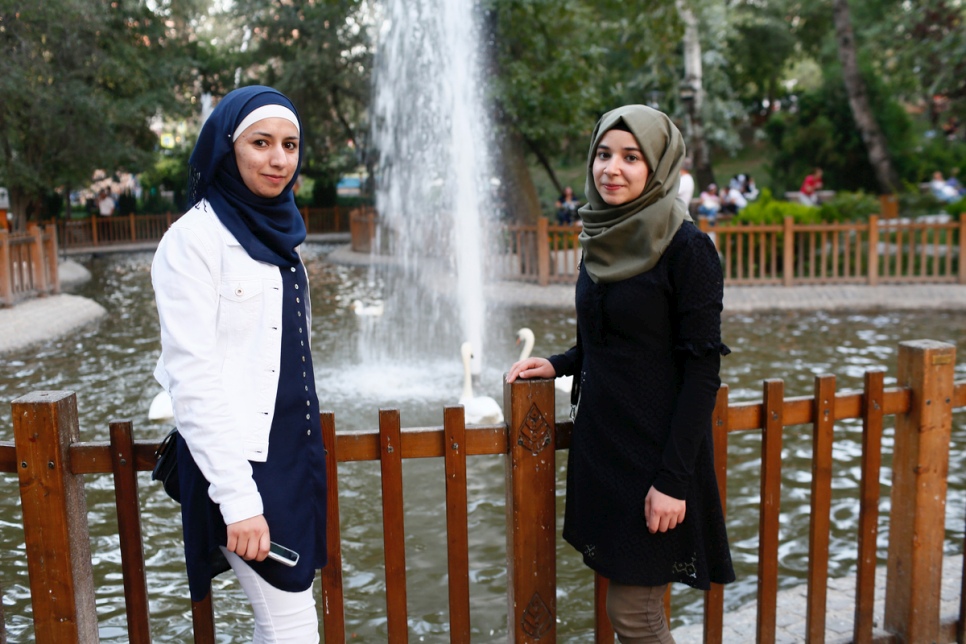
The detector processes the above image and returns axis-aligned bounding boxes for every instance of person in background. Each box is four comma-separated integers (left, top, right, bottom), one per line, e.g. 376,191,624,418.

730,173,759,201
556,185,581,224
152,86,327,643
98,189,115,217
721,182,748,216
507,104,734,643
946,168,965,195
930,171,960,203
697,183,721,222
799,167,823,206
677,161,695,208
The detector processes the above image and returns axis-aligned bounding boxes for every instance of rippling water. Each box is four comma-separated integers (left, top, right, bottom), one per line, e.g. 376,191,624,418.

0,248,963,641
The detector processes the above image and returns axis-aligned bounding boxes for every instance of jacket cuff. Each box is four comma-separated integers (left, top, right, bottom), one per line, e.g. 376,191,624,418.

218,493,265,526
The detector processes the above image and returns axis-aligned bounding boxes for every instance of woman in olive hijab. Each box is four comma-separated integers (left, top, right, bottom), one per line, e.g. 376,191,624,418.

508,105,734,642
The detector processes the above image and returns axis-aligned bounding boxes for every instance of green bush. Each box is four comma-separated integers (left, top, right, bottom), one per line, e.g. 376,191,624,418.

948,196,966,217
817,191,879,222
898,189,952,217
733,188,824,225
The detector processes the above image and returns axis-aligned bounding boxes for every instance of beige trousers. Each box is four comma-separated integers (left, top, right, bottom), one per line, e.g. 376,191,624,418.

605,581,675,644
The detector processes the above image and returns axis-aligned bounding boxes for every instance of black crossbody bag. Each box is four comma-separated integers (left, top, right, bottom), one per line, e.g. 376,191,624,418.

152,428,181,503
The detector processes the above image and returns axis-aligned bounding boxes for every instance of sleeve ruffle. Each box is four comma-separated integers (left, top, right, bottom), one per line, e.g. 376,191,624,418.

674,340,731,358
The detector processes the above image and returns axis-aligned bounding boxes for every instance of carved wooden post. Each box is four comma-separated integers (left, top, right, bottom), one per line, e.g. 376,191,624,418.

0,229,12,305
885,340,956,642
11,391,98,643
536,217,550,287
504,377,556,642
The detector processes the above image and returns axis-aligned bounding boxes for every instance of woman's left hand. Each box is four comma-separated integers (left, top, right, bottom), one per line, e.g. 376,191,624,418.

644,486,686,533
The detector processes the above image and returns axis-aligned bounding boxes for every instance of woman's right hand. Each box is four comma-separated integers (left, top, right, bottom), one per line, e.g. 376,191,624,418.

227,514,270,562
506,357,556,383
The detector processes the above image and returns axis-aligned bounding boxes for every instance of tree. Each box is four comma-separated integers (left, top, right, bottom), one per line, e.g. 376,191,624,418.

832,0,899,193
226,0,374,200
0,1,195,230
485,0,682,222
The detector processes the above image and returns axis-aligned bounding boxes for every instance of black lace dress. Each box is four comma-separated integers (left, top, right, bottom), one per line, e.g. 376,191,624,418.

548,222,735,589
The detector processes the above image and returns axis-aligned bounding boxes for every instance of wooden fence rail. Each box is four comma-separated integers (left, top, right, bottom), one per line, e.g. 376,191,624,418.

0,222,59,306
2,347,965,642
493,214,966,287
699,214,966,286
54,206,364,253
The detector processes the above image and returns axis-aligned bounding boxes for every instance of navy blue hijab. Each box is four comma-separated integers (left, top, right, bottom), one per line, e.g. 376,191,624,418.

188,86,306,267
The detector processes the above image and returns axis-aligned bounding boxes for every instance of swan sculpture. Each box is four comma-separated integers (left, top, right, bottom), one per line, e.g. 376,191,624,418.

351,299,384,317
148,390,174,421
459,341,504,425
516,327,535,361
515,327,572,393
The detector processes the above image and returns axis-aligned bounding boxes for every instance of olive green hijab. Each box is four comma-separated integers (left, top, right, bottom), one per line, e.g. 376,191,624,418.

578,104,691,283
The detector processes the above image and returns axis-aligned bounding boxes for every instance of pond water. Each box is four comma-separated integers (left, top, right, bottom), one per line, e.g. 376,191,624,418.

0,247,964,642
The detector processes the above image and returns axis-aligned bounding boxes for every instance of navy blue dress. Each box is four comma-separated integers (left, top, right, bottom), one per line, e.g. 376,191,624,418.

179,263,328,601
548,222,734,590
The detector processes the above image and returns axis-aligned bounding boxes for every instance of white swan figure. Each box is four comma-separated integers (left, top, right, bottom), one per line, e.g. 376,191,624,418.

351,299,384,317
516,327,535,361
459,342,504,425
148,390,174,421
555,374,574,393
516,326,572,392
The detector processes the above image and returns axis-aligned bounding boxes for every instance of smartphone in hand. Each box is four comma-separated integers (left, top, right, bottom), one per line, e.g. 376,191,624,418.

267,541,300,567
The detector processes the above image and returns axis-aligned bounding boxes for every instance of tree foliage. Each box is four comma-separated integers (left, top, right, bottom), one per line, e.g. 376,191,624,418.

225,0,374,197
0,0,195,228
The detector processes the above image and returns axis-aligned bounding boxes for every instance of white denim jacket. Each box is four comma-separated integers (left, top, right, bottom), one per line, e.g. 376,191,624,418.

152,200,310,525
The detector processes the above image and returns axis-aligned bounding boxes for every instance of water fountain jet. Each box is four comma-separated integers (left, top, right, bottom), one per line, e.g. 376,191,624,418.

367,0,496,378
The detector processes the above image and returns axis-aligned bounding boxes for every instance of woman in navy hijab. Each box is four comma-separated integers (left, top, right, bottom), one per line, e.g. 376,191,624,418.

152,86,327,643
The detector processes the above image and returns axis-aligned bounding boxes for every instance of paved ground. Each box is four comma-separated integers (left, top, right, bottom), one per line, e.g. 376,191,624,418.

670,555,963,643
327,245,966,313
0,260,106,355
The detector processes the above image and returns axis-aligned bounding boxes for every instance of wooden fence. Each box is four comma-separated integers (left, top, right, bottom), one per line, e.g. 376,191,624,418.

496,218,583,286
3,339,965,642
700,214,966,286
55,206,364,252
493,214,966,287
0,222,59,306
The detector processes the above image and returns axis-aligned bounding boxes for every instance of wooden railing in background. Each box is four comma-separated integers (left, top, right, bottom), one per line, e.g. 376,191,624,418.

700,214,966,286
54,206,365,253
497,218,582,286
3,340,965,642
57,213,179,251
0,222,59,306
494,214,966,287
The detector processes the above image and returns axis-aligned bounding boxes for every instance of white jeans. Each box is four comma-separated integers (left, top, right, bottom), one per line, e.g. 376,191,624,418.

222,548,319,644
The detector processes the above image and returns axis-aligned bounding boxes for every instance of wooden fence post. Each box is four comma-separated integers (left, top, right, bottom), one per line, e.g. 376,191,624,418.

536,217,550,287
27,223,48,295
504,377,556,642
867,215,879,286
885,340,956,642
0,229,12,305
11,391,98,643
90,215,99,246
782,217,794,286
